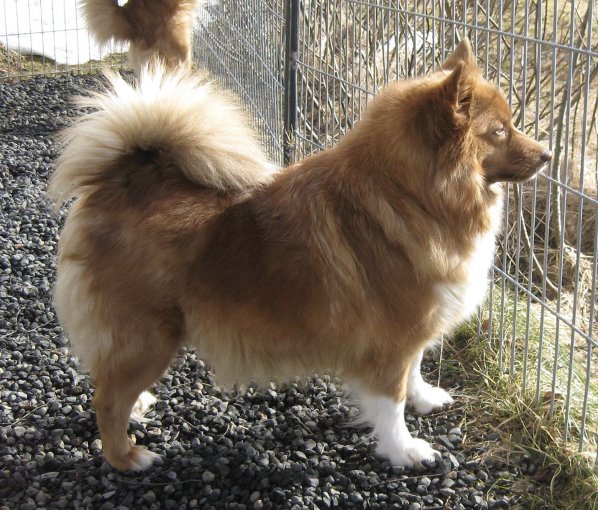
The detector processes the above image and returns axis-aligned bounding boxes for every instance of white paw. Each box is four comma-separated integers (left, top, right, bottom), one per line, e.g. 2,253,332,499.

130,391,157,423
105,444,161,472
378,436,439,468
128,445,161,471
408,384,453,415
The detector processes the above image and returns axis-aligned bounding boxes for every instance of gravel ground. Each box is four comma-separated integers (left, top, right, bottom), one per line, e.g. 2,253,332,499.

0,74,520,510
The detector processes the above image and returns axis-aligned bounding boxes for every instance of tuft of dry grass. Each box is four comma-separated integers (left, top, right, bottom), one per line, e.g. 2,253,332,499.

447,283,598,510
0,41,26,77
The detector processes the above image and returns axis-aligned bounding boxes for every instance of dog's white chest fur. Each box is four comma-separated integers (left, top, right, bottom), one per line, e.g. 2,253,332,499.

434,227,498,333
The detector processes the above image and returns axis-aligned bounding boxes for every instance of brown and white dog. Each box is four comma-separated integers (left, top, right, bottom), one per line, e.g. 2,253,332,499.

49,40,551,471
81,0,199,72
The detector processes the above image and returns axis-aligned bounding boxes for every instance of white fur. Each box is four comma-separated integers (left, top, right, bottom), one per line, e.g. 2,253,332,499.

354,387,439,467
434,197,503,333
407,349,453,415
128,448,161,471
48,64,276,207
53,202,113,370
130,391,157,423
54,257,112,369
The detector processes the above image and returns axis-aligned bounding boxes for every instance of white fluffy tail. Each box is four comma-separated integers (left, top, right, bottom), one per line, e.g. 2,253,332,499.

49,65,276,206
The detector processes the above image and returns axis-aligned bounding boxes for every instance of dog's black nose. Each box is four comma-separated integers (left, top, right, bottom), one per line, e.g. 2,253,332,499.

541,150,553,162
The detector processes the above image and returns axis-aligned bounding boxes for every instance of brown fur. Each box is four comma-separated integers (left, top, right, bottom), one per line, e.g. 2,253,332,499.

81,0,199,72
51,40,551,470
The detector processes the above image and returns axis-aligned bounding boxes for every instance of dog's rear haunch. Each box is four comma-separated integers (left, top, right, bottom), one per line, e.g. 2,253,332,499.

49,40,551,471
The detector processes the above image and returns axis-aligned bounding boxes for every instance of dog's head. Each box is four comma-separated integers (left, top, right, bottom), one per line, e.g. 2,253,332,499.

350,39,551,192
436,39,552,184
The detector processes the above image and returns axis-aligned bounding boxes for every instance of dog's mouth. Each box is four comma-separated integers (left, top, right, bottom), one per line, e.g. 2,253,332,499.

517,148,553,182
492,166,547,183
486,152,552,184
532,160,551,177
517,159,551,182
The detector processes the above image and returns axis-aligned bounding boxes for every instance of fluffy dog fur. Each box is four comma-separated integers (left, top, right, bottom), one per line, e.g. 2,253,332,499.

81,0,199,72
49,40,552,471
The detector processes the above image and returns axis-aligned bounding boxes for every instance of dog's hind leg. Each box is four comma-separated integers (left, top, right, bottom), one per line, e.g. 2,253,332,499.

92,332,182,471
406,348,453,415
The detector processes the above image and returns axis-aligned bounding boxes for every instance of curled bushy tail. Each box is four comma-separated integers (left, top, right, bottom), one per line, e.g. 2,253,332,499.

49,64,276,206
80,0,199,45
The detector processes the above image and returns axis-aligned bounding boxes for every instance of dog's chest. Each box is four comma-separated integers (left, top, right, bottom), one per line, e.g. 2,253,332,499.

433,228,497,332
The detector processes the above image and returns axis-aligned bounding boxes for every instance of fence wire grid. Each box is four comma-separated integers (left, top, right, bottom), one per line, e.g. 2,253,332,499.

195,0,286,164
0,0,127,79
196,0,598,455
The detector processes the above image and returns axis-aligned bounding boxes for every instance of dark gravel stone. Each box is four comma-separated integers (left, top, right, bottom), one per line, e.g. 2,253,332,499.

437,435,455,450
478,469,489,482
12,426,26,438
441,478,456,488
440,487,456,498
202,470,216,483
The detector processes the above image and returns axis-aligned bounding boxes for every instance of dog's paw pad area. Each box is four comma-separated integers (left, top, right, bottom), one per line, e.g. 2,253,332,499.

408,385,455,416
0,75,519,510
377,437,439,469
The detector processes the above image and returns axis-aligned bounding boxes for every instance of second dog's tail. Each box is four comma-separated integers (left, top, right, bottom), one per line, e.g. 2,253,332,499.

80,0,199,46
80,0,133,46
49,65,276,206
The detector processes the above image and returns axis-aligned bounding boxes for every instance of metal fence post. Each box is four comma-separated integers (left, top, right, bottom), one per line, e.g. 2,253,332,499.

283,0,300,166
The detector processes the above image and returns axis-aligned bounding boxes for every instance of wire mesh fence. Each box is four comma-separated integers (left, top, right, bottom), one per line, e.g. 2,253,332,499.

195,0,286,164
0,0,127,79
196,0,598,454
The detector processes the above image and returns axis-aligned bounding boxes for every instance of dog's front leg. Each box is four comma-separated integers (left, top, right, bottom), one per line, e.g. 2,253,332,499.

406,348,454,415
351,372,439,468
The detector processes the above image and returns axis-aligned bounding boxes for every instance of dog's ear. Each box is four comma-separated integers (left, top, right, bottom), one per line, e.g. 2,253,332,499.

442,38,476,70
426,61,474,147
442,61,474,120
